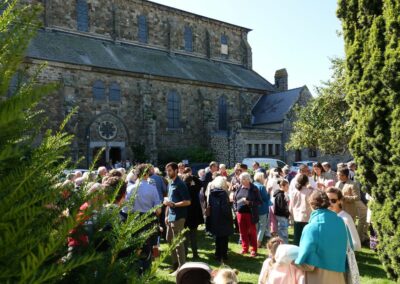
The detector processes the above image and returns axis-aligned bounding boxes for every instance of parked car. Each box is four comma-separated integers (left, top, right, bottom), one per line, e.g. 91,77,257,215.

289,161,317,176
242,157,287,170
62,169,91,176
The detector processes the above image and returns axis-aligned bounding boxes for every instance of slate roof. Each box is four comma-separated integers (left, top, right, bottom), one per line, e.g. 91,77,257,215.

251,86,305,125
26,30,275,91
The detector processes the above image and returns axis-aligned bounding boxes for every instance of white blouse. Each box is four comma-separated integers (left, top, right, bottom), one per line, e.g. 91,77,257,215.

338,210,361,251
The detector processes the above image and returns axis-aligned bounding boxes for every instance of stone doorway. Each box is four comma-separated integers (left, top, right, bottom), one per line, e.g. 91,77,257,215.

109,147,122,165
92,147,106,168
85,112,130,168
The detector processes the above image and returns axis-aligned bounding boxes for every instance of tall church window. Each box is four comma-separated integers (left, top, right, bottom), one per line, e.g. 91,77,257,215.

109,82,121,102
93,80,105,101
184,26,193,52
221,34,228,55
7,72,24,98
218,96,228,130
138,15,148,43
167,91,180,128
76,0,89,32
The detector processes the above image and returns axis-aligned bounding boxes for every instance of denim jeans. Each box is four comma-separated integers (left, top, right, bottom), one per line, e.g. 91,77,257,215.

276,216,289,244
257,213,269,242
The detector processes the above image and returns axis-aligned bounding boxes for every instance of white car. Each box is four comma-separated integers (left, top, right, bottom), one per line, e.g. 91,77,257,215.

242,157,287,170
62,169,91,176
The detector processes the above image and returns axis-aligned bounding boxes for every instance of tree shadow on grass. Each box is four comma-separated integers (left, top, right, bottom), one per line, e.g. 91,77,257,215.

356,249,388,279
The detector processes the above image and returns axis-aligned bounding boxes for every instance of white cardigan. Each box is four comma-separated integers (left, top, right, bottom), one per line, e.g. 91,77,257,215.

338,210,362,251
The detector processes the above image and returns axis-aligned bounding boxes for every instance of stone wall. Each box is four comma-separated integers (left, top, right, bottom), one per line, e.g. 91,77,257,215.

209,127,283,167
32,0,252,67
27,59,263,166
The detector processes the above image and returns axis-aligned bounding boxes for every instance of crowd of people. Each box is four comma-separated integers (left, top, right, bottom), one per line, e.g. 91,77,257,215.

59,159,374,283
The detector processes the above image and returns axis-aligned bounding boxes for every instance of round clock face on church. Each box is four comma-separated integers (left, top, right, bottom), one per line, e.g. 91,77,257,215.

98,121,118,140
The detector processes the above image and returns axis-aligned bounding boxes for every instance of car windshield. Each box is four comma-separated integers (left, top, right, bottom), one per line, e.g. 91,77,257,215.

277,161,286,168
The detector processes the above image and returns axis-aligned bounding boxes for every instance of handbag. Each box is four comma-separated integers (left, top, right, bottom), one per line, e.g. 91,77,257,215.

346,238,360,284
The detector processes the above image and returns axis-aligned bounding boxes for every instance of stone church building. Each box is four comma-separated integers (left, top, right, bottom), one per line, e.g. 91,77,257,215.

18,0,322,167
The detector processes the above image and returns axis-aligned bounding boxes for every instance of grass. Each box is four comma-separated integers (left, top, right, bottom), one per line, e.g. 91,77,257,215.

154,226,395,283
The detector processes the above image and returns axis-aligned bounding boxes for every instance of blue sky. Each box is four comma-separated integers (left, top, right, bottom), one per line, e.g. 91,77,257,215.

151,0,345,94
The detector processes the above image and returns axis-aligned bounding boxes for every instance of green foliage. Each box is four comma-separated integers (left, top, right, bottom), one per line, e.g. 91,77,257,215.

0,1,180,283
158,146,215,165
286,58,352,154
131,143,149,163
0,2,100,282
338,0,400,281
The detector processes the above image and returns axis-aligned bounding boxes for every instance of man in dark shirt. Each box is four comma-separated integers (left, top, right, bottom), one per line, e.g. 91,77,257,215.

163,162,191,275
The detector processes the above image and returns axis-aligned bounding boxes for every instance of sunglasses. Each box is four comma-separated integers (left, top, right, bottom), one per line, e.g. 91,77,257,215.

329,199,338,204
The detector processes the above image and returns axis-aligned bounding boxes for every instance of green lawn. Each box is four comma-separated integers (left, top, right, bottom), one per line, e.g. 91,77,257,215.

155,226,394,283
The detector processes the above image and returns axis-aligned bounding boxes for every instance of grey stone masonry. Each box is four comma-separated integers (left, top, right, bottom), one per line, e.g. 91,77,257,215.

27,0,253,67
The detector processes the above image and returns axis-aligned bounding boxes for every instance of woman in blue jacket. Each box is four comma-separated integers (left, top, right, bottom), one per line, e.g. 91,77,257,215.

295,190,348,284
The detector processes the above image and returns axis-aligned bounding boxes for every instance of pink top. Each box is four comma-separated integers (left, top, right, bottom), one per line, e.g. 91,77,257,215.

258,258,305,284
289,186,314,222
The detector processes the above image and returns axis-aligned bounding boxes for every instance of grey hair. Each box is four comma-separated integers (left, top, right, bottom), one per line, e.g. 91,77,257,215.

211,176,228,190
126,171,137,183
239,172,252,183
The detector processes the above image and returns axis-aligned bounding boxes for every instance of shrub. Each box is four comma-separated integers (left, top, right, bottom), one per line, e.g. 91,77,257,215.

338,0,400,280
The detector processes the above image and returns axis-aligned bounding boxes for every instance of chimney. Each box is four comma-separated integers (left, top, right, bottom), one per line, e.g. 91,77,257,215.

274,68,288,91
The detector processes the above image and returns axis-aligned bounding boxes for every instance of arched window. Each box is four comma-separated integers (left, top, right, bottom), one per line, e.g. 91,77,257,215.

221,34,228,55
76,0,89,32
109,82,121,102
184,26,193,52
218,96,228,130
138,15,148,43
7,73,21,98
93,80,105,101
167,91,181,128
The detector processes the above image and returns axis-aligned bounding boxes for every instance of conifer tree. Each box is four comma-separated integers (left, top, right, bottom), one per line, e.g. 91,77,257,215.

0,1,98,282
338,0,400,280
1,1,178,282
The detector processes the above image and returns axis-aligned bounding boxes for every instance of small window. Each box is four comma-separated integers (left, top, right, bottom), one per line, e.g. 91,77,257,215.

255,144,259,157
221,34,228,55
184,26,193,52
247,144,252,157
167,91,180,128
109,82,121,102
7,73,24,98
93,80,105,101
261,144,266,157
268,144,273,156
218,96,228,131
295,150,302,161
221,35,228,45
275,144,280,156
76,0,89,32
309,148,317,158
138,15,148,43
